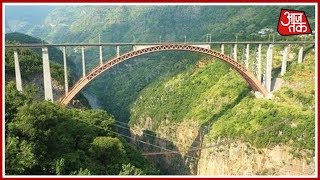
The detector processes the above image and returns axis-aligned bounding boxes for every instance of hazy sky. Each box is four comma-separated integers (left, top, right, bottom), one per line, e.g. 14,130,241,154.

5,5,58,24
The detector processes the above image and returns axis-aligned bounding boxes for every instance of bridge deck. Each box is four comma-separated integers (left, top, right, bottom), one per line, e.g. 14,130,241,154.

5,41,315,48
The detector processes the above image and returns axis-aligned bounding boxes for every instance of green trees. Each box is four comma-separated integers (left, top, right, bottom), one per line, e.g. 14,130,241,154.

5,83,156,175
5,137,37,175
5,46,65,85
4,32,158,175
5,32,63,63
5,82,36,123
5,47,42,78
89,137,127,174
5,33,66,85
119,163,144,175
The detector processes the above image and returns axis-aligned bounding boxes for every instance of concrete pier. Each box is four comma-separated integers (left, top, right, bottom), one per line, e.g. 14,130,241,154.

256,44,262,82
245,44,249,68
265,44,273,92
42,47,53,102
82,47,86,77
63,47,68,94
13,49,23,92
116,46,120,57
233,44,237,61
298,46,303,63
221,44,224,54
281,46,289,76
99,46,103,65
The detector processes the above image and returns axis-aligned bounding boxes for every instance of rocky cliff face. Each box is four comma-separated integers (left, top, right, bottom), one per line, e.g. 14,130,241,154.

197,140,315,176
130,117,201,175
131,117,200,154
131,122,315,176
26,73,64,101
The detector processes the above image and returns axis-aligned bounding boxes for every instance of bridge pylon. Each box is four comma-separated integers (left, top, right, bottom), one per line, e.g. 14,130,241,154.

13,49,23,92
42,47,53,102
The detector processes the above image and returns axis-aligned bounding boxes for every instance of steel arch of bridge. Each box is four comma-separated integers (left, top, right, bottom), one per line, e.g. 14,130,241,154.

60,44,269,105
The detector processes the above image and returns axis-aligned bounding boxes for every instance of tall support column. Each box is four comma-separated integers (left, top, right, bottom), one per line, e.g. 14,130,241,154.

298,46,303,63
116,46,120,57
99,46,103,65
245,44,249,68
13,49,23,92
281,46,290,76
42,47,53,102
256,44,262,82
233,44,237,61
265,44,273,93
221,44,224,54
82,47,86,77
63,47,68,94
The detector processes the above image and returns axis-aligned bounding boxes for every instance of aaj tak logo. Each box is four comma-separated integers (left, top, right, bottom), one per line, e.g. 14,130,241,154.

277,9,312,36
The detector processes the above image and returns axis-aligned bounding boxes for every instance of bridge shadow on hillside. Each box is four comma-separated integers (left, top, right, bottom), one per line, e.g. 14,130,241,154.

184,89,250,172
131,129,192,175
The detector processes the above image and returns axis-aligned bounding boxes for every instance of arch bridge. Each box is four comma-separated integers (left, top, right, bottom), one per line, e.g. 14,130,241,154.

6,40,314,105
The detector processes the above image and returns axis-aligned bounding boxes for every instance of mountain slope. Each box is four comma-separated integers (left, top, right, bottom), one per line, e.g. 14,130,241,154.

5,32,63,63
5,82,158,175
5,32,88,102
5,33,68,101
19,5,315,43
128,48,315,175
15,5,314,124
4,33,158,175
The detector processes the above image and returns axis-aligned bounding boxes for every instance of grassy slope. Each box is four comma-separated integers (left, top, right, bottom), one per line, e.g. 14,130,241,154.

129,50,315,158
208,52,315,157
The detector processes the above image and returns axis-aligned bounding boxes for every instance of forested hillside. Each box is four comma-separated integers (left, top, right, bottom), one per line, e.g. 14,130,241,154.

6,32,65,63
129,50,315,175
5,33,157,175
5,82,157,175
18,6,315,43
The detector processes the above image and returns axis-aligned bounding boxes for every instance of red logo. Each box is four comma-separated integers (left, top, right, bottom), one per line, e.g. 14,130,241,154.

277,9,312,36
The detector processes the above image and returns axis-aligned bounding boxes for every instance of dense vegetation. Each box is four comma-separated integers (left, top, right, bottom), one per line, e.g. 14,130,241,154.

5,32,87,103
5,33,67,86
5,32,157,175
6,32,64,64
129,56,239,127
5,47,65,85
88,52,204,122
5,82,157,175
17,6,315,43
208,52,315,157
130,50,315,159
